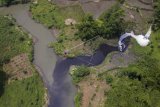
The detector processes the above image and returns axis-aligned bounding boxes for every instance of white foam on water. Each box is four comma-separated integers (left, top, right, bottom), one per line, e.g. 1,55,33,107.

118,26,152,51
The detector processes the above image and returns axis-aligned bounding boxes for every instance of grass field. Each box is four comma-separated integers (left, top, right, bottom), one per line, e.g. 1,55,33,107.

0,73,45,107
30,0,84,28
0,16,45,107
0,16,32,63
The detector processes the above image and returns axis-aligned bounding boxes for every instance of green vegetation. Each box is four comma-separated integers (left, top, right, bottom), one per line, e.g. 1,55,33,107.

52,42,65,55
0,0,28,7
104,30,160,107
0,16,32,64
0,16,45,107
106,56,160,107
76,14,99,41
105,74,113,84
30,0,85,56
0,67,7,97
153,0,160,31
70,66,90,84
0,0,14,6
30,0,84,28
100,3,125,38
74,92,83,107
75,2,136,46
0,73,45,107
131,30,160,58
76,3,128,42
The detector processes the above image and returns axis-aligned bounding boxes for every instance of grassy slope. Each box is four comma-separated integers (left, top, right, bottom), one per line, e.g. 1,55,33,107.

0,74,44,107
30,0,84,28
0,16,32,63
30,0,85,57
0,16,45,107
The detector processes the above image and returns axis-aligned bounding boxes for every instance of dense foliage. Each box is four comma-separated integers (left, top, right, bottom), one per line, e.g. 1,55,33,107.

153,0,160,30
0,67,7,97
100,3,125,38
0,74,45,107
105,30,160,107
0,16,44,107
71,66,90,83
0,0,28,6
75,14,99,41
0,0,14,6
0,16,32,64
74,92,83,107
106,56,160,107
76,3,126,41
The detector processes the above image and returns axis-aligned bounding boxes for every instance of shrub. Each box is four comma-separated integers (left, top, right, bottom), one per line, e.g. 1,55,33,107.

71,66,90,83
52,42,65,55
153,1,160,30
74,92,83,107
105,75,113,84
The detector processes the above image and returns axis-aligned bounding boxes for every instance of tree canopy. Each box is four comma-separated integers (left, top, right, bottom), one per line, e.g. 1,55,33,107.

76,14,99,41
153,0,160,30
100,3,125,38
76,3,126,41
105,56,160,107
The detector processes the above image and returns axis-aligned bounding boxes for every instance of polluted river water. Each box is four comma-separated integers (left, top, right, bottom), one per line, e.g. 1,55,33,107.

0,4,119,107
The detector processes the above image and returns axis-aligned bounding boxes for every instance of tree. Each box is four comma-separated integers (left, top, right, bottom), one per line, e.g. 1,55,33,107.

71,66,90,83
76,3,127,42
105,56,160,107
0,68,7,97
76,14,99,41
100,3,125,38
153,0,160,30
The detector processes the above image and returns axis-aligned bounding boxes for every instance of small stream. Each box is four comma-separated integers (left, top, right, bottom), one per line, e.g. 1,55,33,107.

0,4,118,107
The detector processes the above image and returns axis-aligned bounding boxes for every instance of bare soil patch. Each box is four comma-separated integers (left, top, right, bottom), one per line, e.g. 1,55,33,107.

3,53,33,83
78,74,110,107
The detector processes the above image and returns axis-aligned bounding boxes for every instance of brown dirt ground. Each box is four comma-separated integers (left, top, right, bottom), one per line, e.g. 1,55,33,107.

3,53,33,83
78,74,110,107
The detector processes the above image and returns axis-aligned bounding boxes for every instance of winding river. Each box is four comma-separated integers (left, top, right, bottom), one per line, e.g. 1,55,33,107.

0,4,118,107
49,44,118,107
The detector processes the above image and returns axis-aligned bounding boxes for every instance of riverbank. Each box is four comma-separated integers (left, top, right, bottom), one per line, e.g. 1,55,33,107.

0,4,58,106
0,4,58,86
0,15,45,107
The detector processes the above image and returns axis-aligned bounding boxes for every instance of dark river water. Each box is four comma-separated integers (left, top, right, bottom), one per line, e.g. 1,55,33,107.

49,44,118,107
0,4,119,107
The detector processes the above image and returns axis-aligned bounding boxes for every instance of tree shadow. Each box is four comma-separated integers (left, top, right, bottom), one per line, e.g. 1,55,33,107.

0,68,7,97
